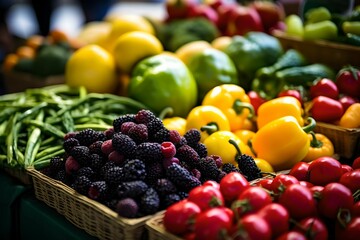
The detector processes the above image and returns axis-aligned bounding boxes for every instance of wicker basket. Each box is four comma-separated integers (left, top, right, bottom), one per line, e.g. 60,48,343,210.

26,167,158,240
272,30,360,70
314,122,360,159
146,211,182,240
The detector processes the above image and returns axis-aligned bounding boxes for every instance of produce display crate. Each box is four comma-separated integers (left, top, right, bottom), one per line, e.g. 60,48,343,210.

314,122,360,159
272,30,360,70
26,167,158,240
146,211,182,240
3,71,65,93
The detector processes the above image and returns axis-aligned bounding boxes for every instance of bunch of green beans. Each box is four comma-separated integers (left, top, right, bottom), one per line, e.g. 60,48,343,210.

0,84,151,170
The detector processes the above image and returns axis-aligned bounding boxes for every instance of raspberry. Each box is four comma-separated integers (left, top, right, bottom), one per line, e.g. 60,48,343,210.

161,142,176,159
65,156,80,175
101,139,114,156
113,114,136,132
120,122,136,135
169,130,181,145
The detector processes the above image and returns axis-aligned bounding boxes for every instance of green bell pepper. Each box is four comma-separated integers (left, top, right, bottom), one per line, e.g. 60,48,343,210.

128,54,198,118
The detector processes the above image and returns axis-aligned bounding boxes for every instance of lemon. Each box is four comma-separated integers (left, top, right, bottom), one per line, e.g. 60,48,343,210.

104,14,155,52
113,31,163,73
76,21,112,45
175,40,212,66
65,44,117,93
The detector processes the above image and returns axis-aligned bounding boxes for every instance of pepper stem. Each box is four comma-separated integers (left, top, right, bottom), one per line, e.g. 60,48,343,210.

200,122,219,135
229,139,242,156
309,131,323,148
158,107,174,120
302,117,316,133
233,100,255,119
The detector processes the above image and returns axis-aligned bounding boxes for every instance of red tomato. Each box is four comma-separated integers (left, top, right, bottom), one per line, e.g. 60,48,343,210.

257,203,290,238
203,180,220,189
278,184,317,220
336,66,360,98
288,162,309,181
299,181,314,188
276,231,307,240
317,182,354,219
341,164,353,175
233,214,272,240
271,174,300,197
352,201,360,217
335,217,360,240
352,156,360,169
294,217,328,240
188,185,224,211
309,185,324,197
194,207,233,240
310,78,339,99
339,95,359,111
220,172,250,203
248,90,267,115
254,178,273,191
307,157,342,186
163,200,201,235
278,89,303,105
339,169,360,193
233,186,272,217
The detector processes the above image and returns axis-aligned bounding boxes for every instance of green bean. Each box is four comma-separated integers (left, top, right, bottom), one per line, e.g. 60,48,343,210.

62,111,75,132
34,148,65,164
35,145,63,160
24,120,65,138
18,102,48,122
24,111,44,167
6,115,18,165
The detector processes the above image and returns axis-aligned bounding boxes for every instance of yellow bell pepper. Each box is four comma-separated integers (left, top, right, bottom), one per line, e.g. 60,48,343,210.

202,84,254,132
163,117,187,136
257,96,304,129
254,158,274,174
203,131,254,166
185,105,231,142
252,116,316,171
339,103,360,128
302,132,334,163
233,129,256,146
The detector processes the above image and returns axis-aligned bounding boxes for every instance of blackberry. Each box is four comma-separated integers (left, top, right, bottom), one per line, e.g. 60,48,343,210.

222,163,241,174
135,142,163,162
122,159,146,181
115,198,139,218
100,161,116,178
117,180,149,199
152,128,170,143
140,187,160,215
108,151,125,166
145,161,165,184
193,142,208,158
162,157,180,169
89,141,104,155
101,139,114,156
120,122,136,135
211,155,223,168
89,153,104,173
177,191,189,200
104,166,124,186
65,156,80,175
127,123,148,144
183,128,201,146
77,166,95,180
88,181,109,201
146,117,165,137
229,139,262,181
153,178,177,197
169,130,182,146
134,109,157,125
111,132,136,157
191,168,201,180
175,144,200,168
104,127,115,140
75,129,102,146
49,156,64,175
162,193,181,208
70,146,91,166
63,138,80,154
166,163,201,192
54,169,66,182
64,131,77,140
197,157,222,182
73,175,92,195
113,114,136,132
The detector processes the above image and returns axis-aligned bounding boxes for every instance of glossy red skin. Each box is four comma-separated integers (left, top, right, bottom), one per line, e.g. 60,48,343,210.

194,207,233,240
203,180,220,189
299,181,314,188
278,184,317,220
257,203,290,238
336,67,360,98
339,95,359,111
288,162,310,181
310,185,324,196
226,5,264,36
271,174,300,196
249,1,285,33
352,201,360,217
294,217,328,240
318,182,354,219
341,164,354,175
307,157,342,186
254,178,273,191
188,185,224,211
165,0,197,21
187,4,219,25
278,89,303,105
234,214,272,240
335,217,360,240
339,169,360,193
247,90,267,115
310,96,344,123
276,231,307,240
163,200,201,235
352,156,360,169
234,186,273,217
220,172,250,203
216,3,237,33
310,78,339,99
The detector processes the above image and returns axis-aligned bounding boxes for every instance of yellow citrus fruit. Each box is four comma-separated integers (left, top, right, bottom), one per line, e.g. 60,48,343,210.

65,44,117,93
104,14,155,52
112,31,163,73
254,158,275,173
76,21,112,45
175,40,212,66
211,36,232,52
